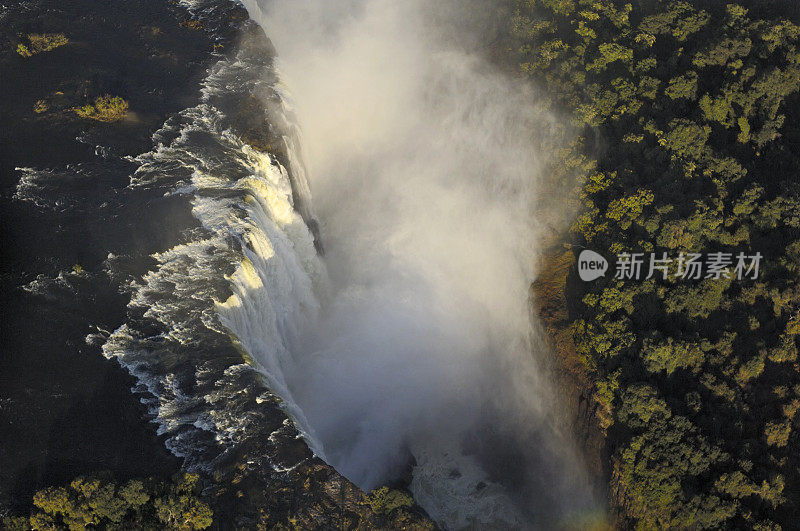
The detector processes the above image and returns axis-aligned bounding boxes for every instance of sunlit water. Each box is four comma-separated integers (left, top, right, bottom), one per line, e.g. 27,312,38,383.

28,0,605,527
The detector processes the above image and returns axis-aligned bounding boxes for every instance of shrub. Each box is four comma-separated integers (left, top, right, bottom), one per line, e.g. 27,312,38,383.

3,472,212,530
153,473,213,530
75,95,129,122
17,33,68,57
366,487,414,515
28,33,68,53
33,100,48,113
180,19,204,30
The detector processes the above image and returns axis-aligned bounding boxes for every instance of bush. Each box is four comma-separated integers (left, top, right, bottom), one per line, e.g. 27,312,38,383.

16,33,68,57
2,472,212,530
366,486,414,515
75,95,129,122
28,33,68,52
180,19,204,30
33,100,48,114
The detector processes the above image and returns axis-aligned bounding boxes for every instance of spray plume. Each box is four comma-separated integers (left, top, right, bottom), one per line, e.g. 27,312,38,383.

236,0,600,526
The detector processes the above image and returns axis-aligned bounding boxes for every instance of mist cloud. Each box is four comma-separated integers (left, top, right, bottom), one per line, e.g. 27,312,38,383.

241,0,599,526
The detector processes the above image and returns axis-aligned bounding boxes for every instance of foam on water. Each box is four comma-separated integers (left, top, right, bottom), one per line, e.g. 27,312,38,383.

6,1,598,526
99,34,328,470
234,1,600,527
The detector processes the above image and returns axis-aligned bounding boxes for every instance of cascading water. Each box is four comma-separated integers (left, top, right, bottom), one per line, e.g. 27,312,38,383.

100,20,328,470
95,0,600,527
230,0,599,527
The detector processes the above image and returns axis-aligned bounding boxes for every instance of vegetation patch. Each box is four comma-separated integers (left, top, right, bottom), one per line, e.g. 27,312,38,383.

365,486,414,515
74,95,130,122
180,19,204,31
140,25,163,38
16,33,68,57
507,0,800,528
2,472,213,530
32,99,48,114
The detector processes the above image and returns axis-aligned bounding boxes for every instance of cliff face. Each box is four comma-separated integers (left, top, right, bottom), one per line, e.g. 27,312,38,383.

204,19,434,529
199,362,433,529
530,247,607,497
1,0,433,528
179,11,435,530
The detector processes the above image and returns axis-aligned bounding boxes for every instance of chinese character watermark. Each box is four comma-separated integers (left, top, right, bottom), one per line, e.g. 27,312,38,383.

577,250,762,281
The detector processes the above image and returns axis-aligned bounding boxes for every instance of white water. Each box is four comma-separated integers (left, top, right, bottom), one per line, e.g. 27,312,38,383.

227,0,598,528
98,0,598,526
101,47,328,465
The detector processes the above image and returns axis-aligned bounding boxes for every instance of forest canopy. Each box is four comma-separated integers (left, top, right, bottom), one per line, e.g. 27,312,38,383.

507,0,800,528
2,473,213,530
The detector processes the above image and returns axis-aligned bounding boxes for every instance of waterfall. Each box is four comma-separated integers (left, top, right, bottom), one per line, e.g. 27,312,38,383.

232,0,600,527
100,0,601,527
101,40,328,469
